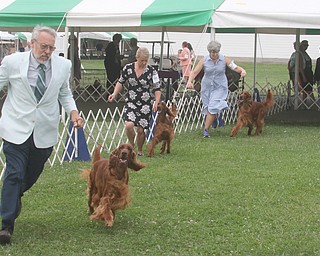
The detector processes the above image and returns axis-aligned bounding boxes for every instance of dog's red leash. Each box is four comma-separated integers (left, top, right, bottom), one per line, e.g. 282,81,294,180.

82,128,108,151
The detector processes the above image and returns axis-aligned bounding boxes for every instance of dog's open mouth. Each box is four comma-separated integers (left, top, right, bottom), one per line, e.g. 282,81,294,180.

119,157,128,163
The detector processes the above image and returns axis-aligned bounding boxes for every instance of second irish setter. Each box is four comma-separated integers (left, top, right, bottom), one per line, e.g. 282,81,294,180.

82,144,145,227
230,89,273,137
147,101,177,157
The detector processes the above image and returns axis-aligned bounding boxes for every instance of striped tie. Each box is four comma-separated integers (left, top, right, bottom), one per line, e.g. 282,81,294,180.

35,64,46,102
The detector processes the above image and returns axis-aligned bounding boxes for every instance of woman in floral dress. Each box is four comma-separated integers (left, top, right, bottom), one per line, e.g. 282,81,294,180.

108,47,161,155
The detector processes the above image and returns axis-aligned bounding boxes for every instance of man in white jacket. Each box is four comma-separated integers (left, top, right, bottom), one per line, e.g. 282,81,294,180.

0,25,84,245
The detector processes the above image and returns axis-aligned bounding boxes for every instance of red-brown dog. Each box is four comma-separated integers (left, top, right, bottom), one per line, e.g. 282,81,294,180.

82,144,145,227
147,101,177,157
231,89,273,137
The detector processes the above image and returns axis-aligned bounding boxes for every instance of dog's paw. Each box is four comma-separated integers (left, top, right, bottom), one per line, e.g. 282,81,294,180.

105,215,114,227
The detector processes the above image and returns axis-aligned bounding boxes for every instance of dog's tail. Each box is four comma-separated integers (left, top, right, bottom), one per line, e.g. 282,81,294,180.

81,146,102,180
80,169,91,180
92,146,102,164
263,89,273,110
171,100,177,118
167,100,177,123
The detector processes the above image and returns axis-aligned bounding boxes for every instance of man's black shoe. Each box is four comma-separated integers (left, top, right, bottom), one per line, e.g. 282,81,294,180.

0,228,12,245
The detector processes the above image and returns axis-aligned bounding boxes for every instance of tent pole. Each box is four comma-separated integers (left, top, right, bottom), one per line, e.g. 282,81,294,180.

210,28,216,41
254,31,257,88
61,26,70,125
294,30,300,110
63,26,69,58
69,28,75,90
159,28,165,70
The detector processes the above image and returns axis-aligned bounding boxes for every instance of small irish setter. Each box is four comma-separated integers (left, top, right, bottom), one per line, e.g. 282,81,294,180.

147,101,177,157
230,89,273,137
82,144,145,227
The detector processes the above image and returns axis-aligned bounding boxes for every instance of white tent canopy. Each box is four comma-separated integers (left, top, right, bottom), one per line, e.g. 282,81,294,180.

79,32,111,41
79,32,137,41
210,0,320,34
0,31,17,40
0,0,320,35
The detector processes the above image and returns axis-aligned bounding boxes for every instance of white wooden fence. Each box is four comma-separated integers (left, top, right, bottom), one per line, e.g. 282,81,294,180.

0,81,292,179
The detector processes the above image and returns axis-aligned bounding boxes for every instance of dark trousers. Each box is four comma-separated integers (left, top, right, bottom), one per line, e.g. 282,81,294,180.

0,135,53,234
106,66,120,95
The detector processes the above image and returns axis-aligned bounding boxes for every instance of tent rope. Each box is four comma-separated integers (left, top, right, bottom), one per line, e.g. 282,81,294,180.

56,13,67,32
164,24,208,103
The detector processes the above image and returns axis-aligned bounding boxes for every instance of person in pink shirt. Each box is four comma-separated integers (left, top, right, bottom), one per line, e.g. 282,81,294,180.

187,42,196,66
179,41,191,82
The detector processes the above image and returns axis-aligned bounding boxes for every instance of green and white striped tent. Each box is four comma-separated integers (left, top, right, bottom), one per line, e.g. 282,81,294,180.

0,0,82,31
0,0,223,32
66,0,223,33
1,0,320,34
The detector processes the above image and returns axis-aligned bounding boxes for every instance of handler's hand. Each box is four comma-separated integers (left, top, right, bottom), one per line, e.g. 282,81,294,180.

108,94,115,102
240,70,247,78
70,110,84,128
73,117,84,128
186,82,194,89
153,101,159,112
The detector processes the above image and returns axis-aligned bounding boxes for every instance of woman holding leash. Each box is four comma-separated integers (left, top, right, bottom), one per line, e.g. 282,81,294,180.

186,40,247,138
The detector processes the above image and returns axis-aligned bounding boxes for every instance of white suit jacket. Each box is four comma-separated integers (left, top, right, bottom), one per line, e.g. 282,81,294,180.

0,51,78,148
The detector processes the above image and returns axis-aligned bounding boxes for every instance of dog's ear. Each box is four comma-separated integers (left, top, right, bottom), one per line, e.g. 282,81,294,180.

111,148,118,156
128,151,146,171
109,148,119,168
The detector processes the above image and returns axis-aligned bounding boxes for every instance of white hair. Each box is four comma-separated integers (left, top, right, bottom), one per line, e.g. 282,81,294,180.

207,40,221,52
31,25,57,40
136,47,149,59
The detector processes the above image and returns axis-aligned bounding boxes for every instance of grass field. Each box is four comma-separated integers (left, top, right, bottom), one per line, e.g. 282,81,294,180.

1,123,320,255
81,59,290,89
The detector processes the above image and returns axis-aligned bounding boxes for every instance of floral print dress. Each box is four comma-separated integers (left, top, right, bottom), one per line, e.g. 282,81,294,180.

118,63,161,129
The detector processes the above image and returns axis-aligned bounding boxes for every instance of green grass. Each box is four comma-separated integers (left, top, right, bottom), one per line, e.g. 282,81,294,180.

1,123,320,255
82,59,105,70
81,59,289,89
237,62,289,87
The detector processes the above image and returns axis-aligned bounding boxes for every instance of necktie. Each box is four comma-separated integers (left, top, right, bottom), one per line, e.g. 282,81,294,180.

35,64,46,102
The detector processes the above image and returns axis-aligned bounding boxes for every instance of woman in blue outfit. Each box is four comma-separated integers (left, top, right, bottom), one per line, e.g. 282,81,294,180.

187,41,247,138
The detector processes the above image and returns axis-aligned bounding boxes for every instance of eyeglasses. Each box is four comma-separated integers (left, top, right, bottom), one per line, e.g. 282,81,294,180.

34,39,56,52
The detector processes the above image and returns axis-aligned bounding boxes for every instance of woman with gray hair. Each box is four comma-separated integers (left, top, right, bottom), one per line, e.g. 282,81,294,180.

187,40,247,138
108,47,161,155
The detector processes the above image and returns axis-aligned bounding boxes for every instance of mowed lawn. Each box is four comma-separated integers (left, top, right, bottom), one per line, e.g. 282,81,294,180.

1,123,320,255
81,59,290,87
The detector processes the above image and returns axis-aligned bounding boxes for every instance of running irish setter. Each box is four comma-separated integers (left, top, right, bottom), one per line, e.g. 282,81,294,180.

231,89,273,137
82,144,145,227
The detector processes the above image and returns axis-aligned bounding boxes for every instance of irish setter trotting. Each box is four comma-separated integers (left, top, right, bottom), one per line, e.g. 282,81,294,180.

82,144,145,227
230,89,273,137
147,101,177,157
